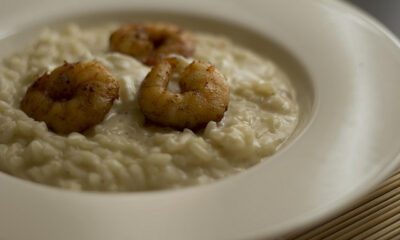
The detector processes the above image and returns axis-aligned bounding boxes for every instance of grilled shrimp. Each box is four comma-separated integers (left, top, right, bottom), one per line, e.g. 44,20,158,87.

20,61,119,134
138,57,229,129
109,22,195,66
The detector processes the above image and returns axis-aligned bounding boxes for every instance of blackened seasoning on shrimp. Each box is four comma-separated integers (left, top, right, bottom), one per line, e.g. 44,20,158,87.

20,61,119,134
138,57,229,129
109,22,195,66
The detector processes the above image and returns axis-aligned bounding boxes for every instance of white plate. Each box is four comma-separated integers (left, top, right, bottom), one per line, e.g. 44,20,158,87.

1,0,400,239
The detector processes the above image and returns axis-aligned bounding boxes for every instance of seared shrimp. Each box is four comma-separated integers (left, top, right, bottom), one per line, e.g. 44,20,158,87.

138,57,229,129
109,22,195,66
20,61,119,134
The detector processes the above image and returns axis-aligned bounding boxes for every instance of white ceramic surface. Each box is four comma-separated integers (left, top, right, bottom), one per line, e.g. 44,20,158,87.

1,0,400,239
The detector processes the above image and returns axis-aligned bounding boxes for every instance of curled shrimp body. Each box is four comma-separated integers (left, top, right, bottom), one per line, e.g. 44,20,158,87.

20,61,119,134
138,57,230,129
109,22,195,66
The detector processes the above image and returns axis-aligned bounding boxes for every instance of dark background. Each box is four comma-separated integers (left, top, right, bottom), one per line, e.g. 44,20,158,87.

347,0,400,36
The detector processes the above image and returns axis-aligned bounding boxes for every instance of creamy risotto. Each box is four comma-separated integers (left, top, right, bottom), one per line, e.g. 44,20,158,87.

0,24,298,191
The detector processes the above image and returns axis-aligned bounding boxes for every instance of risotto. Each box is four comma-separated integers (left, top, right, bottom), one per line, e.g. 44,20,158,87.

0,24,298,191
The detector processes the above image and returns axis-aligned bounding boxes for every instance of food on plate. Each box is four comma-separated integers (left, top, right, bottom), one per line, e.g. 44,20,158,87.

138,57,229,129
0,23,298,191
109,22,195,66
20,61,119,134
